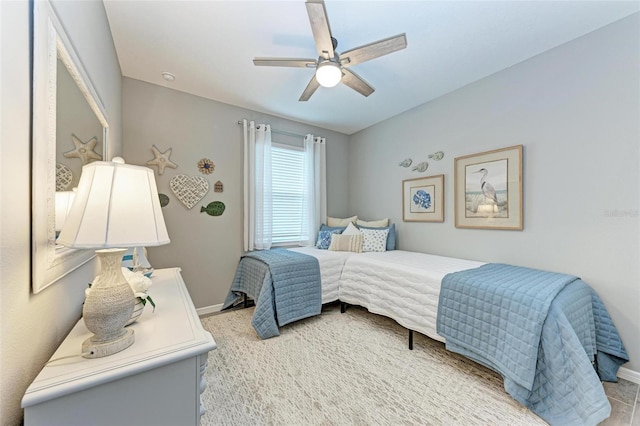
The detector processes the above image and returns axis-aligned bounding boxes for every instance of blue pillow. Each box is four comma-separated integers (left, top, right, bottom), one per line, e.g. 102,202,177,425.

357,223,396,251
320,224,347,233
316,229,343,249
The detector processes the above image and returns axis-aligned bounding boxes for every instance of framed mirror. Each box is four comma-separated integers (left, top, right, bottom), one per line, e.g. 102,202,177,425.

32,0,109,293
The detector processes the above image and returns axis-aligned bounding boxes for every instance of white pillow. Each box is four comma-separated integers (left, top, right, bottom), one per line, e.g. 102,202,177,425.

356,218,389,227
328,234,363,253
327,215,358,227
361,228,390,252
342,222,362,235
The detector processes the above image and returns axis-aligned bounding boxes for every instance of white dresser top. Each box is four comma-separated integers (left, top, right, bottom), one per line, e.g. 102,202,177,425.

22,268,217,407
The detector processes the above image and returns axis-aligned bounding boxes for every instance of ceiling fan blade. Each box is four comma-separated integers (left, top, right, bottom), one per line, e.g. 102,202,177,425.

253,58,317,68
299,75,320,102
341,68,374,97
340,33,407,67
306,0,334,60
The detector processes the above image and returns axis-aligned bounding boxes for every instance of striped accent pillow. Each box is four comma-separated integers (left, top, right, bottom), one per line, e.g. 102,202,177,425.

328,234,363,253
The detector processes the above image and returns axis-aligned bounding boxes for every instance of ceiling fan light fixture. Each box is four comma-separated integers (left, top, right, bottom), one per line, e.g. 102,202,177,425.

315,61,342,88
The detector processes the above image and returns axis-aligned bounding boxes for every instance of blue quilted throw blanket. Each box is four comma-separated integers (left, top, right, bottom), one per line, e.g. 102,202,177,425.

223,248,321,339
437,263,628,425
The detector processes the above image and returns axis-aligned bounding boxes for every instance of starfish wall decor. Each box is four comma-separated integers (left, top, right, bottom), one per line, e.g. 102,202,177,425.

146,145,178,175
63,135,103,164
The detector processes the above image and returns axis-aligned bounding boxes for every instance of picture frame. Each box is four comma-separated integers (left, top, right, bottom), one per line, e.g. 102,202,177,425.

454,145,523,230
402,174,444,222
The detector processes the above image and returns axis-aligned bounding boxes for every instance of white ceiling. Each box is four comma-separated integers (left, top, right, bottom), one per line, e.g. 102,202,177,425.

103,1,639,135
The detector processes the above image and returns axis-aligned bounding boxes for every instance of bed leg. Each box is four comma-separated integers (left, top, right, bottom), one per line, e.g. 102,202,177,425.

409,330,414,350
340,302,346,313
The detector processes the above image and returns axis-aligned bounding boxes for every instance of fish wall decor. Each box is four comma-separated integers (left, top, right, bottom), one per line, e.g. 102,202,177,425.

412,162,429,173
158,193,170,207
201,201,225,216
428,151,444,161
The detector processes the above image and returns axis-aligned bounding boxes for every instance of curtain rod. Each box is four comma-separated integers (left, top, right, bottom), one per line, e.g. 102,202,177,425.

236,120,321,139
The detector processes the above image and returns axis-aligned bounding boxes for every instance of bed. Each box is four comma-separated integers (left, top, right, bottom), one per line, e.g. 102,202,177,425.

223,245,628,425
222,247,355,338
338,250,629,426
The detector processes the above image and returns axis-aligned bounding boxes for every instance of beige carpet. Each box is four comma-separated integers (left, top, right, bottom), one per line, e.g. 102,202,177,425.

200,304,547,425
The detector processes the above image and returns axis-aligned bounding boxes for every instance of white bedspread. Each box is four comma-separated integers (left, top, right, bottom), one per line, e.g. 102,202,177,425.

339,250,485,342
288,247,355,304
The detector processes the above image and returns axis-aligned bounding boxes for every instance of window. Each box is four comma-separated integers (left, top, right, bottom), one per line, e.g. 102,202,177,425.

242,122,325,252
271,143,308,245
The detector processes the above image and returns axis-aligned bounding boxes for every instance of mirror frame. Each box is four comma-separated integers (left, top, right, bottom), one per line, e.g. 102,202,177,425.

32,0,109,293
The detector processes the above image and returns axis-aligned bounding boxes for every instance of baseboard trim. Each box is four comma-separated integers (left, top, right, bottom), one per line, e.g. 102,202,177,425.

197,303,223,317
618,367,640,384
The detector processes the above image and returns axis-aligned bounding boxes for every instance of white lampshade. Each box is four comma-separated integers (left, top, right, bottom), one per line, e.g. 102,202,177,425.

315,61,342,88
57,158,169,358
54,190,76,232
58,159,170,249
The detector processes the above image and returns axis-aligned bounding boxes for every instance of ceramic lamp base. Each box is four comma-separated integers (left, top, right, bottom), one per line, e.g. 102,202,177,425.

82,328,135,358
81,248,136,358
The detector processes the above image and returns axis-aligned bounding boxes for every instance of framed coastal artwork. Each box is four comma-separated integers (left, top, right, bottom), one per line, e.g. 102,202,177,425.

402,174,444,222
454,145,523,230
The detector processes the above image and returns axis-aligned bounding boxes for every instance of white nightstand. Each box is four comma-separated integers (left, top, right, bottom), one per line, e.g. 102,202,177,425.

22,268,217,426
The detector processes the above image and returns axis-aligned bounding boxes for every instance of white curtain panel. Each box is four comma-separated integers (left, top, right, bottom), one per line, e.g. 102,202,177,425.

302,134,327,246
243,119,272,251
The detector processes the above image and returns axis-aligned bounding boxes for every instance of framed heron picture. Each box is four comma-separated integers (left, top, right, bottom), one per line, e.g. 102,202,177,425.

402,174,444,222
454,145,523,230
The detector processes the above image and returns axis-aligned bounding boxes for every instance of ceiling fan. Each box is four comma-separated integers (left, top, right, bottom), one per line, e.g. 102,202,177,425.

253,0,407,101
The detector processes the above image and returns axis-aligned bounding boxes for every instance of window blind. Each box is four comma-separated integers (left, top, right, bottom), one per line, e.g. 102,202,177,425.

271,144,307,245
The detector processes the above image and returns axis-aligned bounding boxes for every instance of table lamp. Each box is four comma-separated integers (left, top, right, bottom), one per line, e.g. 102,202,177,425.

57,157,170,358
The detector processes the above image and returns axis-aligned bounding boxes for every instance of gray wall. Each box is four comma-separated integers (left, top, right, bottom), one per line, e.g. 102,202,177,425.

0,1,122,424
122,78,350,309
348,14,640,373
